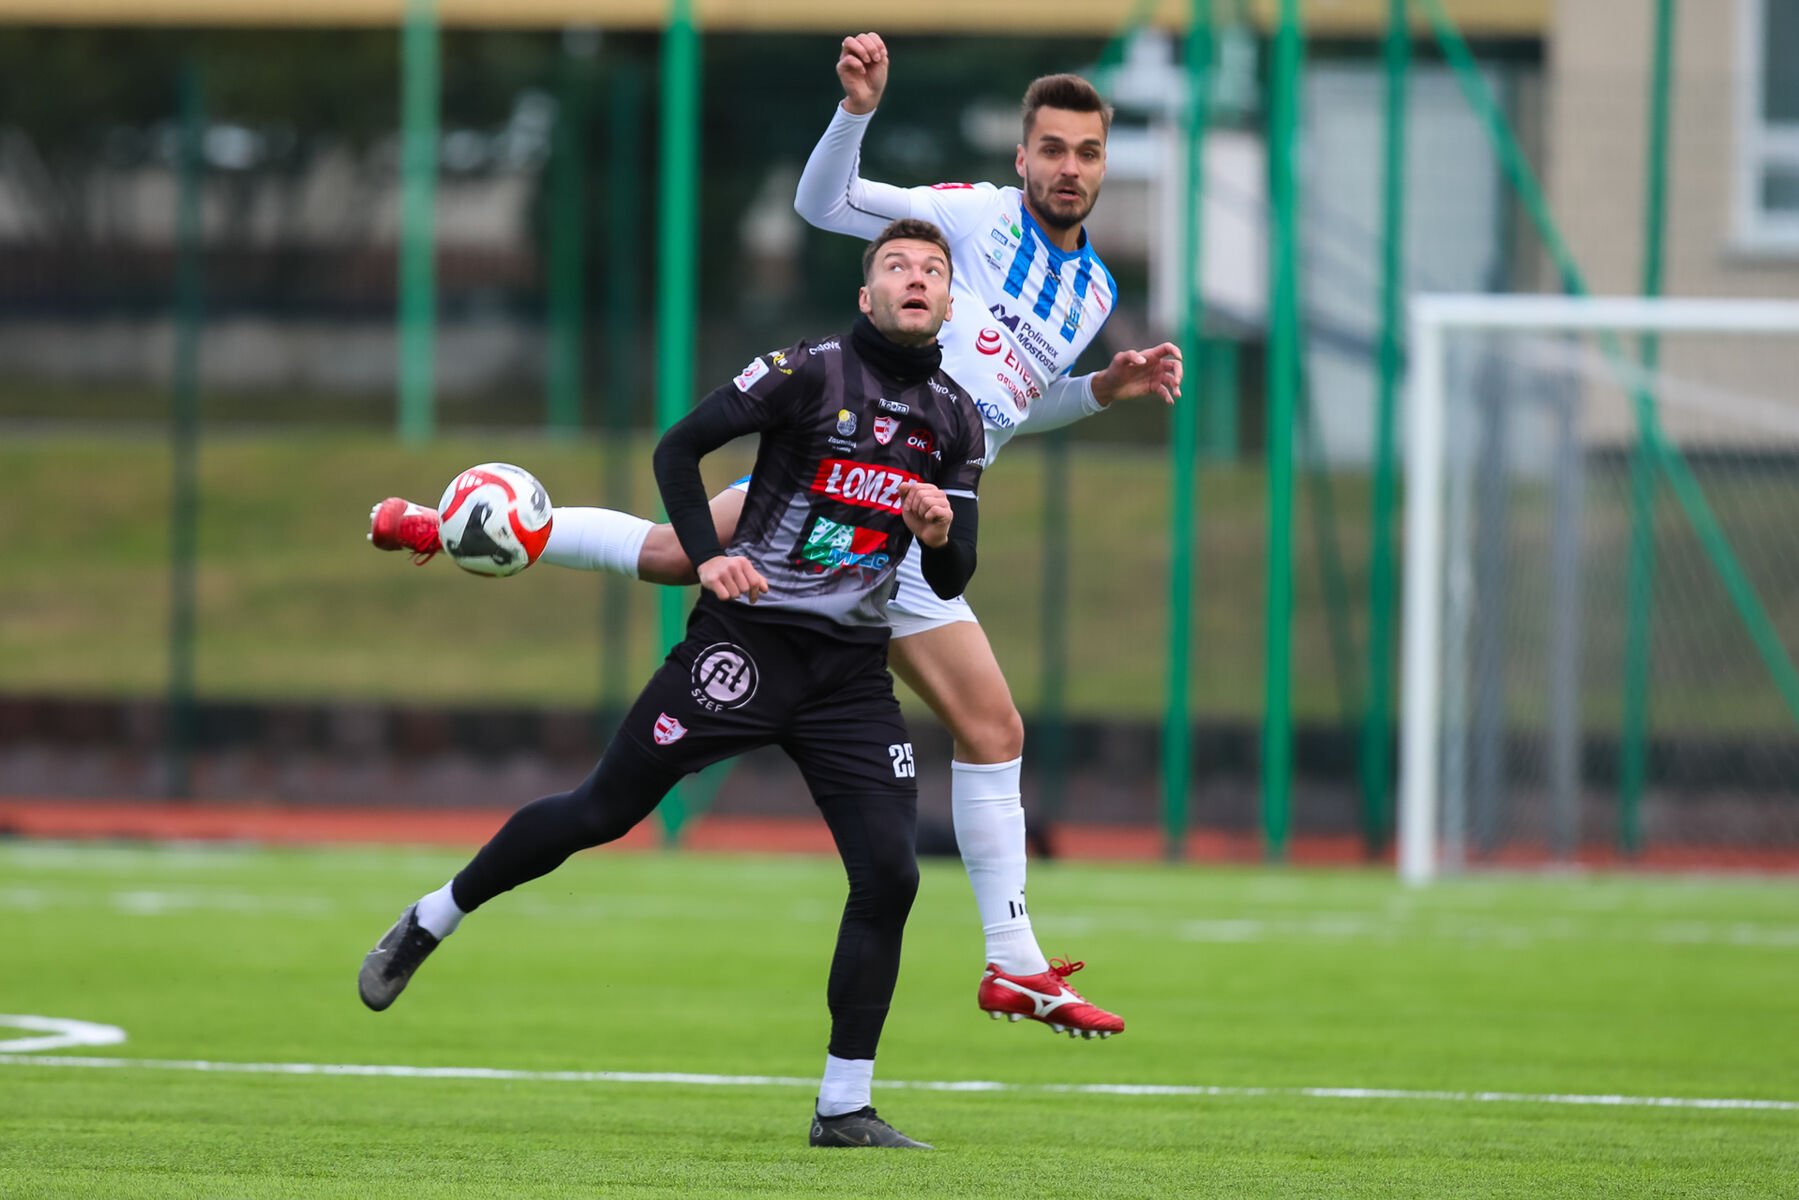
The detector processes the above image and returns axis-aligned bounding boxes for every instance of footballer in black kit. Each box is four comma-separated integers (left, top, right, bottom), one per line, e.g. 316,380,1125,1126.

357,219,982,1150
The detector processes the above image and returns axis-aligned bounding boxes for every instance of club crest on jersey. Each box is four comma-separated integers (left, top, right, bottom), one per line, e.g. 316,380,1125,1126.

836,409,857,437
690,643,759,712
873,415,899,445
733,357,770,392
652,712,687,745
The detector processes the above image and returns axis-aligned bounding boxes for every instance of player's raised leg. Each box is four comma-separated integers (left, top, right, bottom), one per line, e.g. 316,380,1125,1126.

889,619,1124,1038
369,488,747,587
357,734,680,1011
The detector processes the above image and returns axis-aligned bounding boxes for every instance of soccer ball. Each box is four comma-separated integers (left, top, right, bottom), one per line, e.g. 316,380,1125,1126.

436,463,553,577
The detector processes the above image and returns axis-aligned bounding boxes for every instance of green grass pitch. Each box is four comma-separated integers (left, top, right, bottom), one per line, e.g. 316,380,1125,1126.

2,840,1796,1198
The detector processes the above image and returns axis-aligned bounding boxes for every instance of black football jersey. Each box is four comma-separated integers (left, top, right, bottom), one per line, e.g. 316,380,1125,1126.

714,332,985,633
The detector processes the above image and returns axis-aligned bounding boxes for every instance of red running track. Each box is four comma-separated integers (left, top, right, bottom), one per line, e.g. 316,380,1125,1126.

2,799,1796,870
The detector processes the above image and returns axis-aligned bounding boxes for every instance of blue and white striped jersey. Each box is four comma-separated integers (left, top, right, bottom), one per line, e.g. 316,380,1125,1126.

795,106,1117,467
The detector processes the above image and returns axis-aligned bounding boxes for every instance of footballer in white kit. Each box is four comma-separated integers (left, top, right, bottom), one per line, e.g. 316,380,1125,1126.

791,101,1121,638
366,38,1182,1040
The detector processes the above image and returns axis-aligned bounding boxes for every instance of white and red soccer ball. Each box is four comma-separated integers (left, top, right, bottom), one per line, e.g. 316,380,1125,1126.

436,462,553,577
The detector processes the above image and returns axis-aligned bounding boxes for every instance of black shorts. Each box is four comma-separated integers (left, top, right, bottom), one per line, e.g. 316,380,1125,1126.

614,599,917,799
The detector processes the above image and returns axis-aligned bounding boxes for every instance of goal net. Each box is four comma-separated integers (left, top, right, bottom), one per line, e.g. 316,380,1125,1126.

1399,295,1799,882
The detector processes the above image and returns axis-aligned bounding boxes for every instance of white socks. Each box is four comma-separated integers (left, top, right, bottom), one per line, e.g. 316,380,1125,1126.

951,757,1050,976
538,507,654,578
817,1054,874,1117
413,881,465,940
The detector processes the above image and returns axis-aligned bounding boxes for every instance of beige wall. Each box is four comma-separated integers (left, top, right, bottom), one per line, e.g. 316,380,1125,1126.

0,0,1546,33
1549,0,1799,446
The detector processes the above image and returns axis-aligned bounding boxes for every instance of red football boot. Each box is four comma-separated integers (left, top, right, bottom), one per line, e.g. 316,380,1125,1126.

978,958,1124,1039
368,497,442,565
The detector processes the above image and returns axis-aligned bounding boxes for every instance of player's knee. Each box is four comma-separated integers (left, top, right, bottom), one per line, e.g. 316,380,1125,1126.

955,704,1025,763
851,837,919,919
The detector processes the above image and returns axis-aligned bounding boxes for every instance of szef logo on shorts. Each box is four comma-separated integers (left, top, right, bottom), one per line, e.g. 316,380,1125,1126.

690,643,760,712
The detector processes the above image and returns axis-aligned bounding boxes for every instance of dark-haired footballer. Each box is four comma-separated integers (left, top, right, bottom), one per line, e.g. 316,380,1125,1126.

370,51,1185,1039
358,219,985,1151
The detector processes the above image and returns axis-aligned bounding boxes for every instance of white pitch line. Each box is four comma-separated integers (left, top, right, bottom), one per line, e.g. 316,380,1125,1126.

1,1054,1794,1112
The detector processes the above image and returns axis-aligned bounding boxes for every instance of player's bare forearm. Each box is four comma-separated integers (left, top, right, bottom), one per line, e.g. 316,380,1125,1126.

1090,343,1185,408
637,489,747,586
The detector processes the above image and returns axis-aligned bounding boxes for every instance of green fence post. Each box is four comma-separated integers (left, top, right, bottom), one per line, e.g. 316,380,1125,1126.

1164,0,1213,863
1361,0,1408,855
1205,337,1238,460
655,0,701,844
1262,0,1302,862
600,59,645,737
1619,0,1678,855
397,0,438,442
546,33,593,437
166,58,204,800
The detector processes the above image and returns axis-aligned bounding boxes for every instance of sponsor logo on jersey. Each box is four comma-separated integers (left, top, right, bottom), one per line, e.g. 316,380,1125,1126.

930,182,976,190
906,428,935,454
873,414,900,445
652,712,687,745
988,303,1058,370
811,459,921,513
995,371,1038,410
975,328,1003,356
976,400,1016,430
769,349,794,375
989,227,1011,248
928,379,954,397
798,516,891,573
828,437,857,452
836,409,857,437
808,340,841,354
733,357,770,392
690,643,759,712
878,398,910,414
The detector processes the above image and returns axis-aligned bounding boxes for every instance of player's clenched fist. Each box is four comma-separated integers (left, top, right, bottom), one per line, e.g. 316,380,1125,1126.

837,32,888,115
897,479,953,547
697,554,770,603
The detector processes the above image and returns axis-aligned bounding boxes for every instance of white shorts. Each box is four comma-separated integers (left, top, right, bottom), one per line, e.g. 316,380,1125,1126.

724,474,977,640
888,546,979,639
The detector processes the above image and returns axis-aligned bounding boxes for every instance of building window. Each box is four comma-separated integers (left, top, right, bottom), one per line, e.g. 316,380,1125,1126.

1739,0,1799,248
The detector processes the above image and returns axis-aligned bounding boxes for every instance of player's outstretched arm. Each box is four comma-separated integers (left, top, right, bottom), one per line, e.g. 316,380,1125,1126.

1021,343,1185,436
634,489,747,586
793,34,910,238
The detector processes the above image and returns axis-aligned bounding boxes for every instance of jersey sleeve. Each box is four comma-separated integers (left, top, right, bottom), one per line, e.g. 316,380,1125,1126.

652,342,816,568
1019,371,1106,434
709,340,818,430
793,106,914,239
793,104,999,244
900,180,1002,244
938,402,986,497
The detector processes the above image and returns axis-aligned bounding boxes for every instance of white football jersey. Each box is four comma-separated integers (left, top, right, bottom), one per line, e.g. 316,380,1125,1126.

795,106,1117,467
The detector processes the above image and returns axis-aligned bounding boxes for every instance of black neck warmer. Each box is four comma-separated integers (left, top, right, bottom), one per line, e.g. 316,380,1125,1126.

851,314,942,386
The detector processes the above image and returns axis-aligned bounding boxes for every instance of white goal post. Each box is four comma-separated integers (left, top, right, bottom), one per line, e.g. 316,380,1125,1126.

1398,294,1799,884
